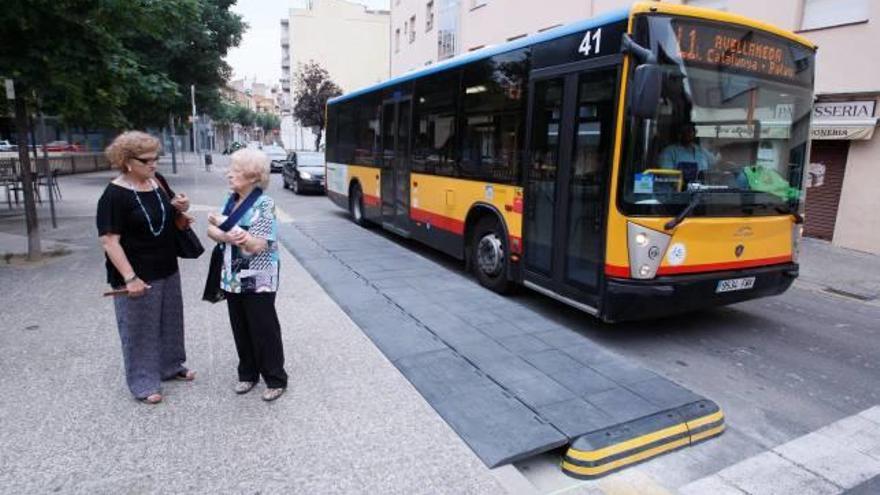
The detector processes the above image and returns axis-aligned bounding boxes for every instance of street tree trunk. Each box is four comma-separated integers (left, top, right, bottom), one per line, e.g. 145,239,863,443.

313,127,322,152
13,90,42,261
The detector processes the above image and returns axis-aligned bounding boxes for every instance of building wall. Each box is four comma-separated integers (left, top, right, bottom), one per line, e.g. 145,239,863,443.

389,0,880,253
290,0,390,95
284,0,390,149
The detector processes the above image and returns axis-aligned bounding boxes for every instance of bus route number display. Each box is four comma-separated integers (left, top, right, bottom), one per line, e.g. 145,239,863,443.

673,20,798,81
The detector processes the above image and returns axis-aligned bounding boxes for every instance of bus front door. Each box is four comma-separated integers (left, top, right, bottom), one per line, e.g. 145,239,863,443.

380,97,412,236
522,65,617,312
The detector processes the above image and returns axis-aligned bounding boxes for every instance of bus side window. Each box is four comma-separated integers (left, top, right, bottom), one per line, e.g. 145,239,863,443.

459,49,529,185
413,70,460,177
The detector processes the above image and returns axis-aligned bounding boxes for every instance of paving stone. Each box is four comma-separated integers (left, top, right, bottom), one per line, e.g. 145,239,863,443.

774,430,880,488
433,388,568,467
497,334,554,355
585,387,663,424
522,349,586,375
624,377,704,410
717,451,838,495
818,413,880,461
532,328,594,349
394,349,497,403
550,366,620,398
505,375,578,409
591,359,663,385
678,475,746,495
537,399,614,438
475,356,544,388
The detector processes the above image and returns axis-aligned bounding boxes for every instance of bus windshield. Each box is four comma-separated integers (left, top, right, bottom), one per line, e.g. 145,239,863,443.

619,16,815,218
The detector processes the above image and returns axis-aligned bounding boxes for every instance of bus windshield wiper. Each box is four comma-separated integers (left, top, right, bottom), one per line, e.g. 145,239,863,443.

664,190,702,230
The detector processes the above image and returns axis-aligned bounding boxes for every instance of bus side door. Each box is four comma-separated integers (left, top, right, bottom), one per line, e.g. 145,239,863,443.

523,63,618,308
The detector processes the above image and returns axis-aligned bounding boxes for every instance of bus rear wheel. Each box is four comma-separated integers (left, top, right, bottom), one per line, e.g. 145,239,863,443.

349,183,367,227
471,216,511,294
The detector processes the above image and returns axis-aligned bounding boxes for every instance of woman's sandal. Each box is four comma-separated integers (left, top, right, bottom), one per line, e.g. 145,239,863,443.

139,393,163,405
173,370,196,381
234,381,256,395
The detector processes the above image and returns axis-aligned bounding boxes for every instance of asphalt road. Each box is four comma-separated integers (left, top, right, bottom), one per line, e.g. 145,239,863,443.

268,172,880,492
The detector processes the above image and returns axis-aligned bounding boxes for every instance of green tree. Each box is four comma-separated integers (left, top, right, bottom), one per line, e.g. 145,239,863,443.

0,0,244,260
293,61,342,151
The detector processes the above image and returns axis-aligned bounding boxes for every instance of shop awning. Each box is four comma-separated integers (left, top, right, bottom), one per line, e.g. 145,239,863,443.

811,118,879,140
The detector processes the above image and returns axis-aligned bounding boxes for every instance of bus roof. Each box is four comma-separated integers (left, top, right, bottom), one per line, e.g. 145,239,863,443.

328,7,629,105
328,2,816,106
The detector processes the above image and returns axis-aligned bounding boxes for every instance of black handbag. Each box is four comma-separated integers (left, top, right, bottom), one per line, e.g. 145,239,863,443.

155,173,205,259
202,244,225,303
201,187,263,303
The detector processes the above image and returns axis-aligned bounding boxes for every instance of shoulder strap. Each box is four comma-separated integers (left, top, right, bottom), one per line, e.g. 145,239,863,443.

154,172,174,198
218,188,263,232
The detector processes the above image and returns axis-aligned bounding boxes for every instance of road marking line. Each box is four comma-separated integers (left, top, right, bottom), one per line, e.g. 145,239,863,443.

680,406,880,495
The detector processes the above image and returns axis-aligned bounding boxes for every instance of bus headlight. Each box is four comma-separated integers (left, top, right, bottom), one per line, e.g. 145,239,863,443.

300,171,312,179
627,222,671,280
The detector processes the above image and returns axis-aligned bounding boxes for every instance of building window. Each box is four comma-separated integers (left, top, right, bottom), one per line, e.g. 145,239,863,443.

426,1,434,32
395,28,401,52
801,0,868,30
471,0,488,9
684,0,728,10
409,15,416,43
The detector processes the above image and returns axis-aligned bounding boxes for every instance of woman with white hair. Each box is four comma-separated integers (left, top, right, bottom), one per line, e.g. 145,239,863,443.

207,148,288,401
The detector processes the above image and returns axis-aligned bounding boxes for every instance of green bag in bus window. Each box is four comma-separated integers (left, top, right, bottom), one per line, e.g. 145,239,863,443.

743,165,800,201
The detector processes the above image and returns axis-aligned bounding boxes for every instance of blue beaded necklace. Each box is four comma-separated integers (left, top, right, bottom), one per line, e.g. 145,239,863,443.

127,178,166,237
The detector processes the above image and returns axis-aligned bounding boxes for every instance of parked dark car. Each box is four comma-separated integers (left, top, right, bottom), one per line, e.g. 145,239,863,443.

282,151,325,194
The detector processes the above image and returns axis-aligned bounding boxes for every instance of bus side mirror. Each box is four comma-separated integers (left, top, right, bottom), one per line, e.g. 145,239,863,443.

630,64,664,119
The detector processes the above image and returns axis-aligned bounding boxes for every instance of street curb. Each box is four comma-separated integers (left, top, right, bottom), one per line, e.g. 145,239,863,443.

561,400,724,479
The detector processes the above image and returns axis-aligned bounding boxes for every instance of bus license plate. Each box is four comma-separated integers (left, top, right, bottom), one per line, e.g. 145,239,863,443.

716,277,756,293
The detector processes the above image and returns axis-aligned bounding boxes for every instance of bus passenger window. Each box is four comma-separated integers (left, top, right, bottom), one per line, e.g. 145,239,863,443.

413,71,459,176
460,49,529,185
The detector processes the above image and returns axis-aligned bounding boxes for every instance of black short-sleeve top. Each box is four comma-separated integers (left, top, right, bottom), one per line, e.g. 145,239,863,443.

96,179,178,286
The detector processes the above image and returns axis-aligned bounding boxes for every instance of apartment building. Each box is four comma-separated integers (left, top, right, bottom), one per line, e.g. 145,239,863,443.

390,0,879,254
280,0,390,150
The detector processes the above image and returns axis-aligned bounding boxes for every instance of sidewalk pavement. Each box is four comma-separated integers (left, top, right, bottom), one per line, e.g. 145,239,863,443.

0,160,511,494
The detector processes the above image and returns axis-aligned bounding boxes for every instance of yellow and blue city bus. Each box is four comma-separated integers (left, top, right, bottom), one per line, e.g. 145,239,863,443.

325,2,816,322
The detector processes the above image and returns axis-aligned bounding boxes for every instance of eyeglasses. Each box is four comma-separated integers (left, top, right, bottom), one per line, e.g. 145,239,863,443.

130,156,159,165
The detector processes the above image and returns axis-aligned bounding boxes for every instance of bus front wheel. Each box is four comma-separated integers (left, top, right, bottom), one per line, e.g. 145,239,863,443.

349,183,367,227
471,216,511,294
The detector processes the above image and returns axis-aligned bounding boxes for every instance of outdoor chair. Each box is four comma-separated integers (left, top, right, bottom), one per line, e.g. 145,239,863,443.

36,169,62,201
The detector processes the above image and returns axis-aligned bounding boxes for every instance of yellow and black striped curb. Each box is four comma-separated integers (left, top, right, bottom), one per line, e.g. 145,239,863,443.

561,400,725,479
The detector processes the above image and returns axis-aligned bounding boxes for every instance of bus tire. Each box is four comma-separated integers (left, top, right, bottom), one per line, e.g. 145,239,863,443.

349,183,367,227
471,216,511,294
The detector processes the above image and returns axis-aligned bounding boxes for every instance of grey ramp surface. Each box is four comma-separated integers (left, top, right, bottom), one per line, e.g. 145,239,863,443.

280,218,710,467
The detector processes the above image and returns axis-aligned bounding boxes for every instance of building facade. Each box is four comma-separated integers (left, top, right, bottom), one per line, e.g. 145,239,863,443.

281,0,390,150
390,0,879,254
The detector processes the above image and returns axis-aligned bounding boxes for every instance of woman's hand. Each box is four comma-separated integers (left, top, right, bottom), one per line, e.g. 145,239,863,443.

228,227,249,246
171,193,190,212
125,277,151,298
179,212,196,228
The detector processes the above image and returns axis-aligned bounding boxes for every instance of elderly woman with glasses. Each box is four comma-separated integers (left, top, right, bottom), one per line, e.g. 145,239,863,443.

97,131,195,404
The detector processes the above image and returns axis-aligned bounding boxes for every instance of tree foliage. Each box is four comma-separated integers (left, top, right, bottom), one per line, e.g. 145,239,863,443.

0,0,244,128
292,61,342,150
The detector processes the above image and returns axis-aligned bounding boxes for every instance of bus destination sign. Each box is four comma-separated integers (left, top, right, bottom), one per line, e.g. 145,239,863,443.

672,20,801,81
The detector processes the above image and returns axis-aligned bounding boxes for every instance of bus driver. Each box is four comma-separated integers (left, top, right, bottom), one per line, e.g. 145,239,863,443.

658,122,718,183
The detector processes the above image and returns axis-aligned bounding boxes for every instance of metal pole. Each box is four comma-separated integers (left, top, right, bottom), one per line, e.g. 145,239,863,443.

38,108,57,228
191,84,202,169
168,113,178,174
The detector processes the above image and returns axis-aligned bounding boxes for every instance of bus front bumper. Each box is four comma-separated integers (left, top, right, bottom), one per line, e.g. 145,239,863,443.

601,263,799,322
